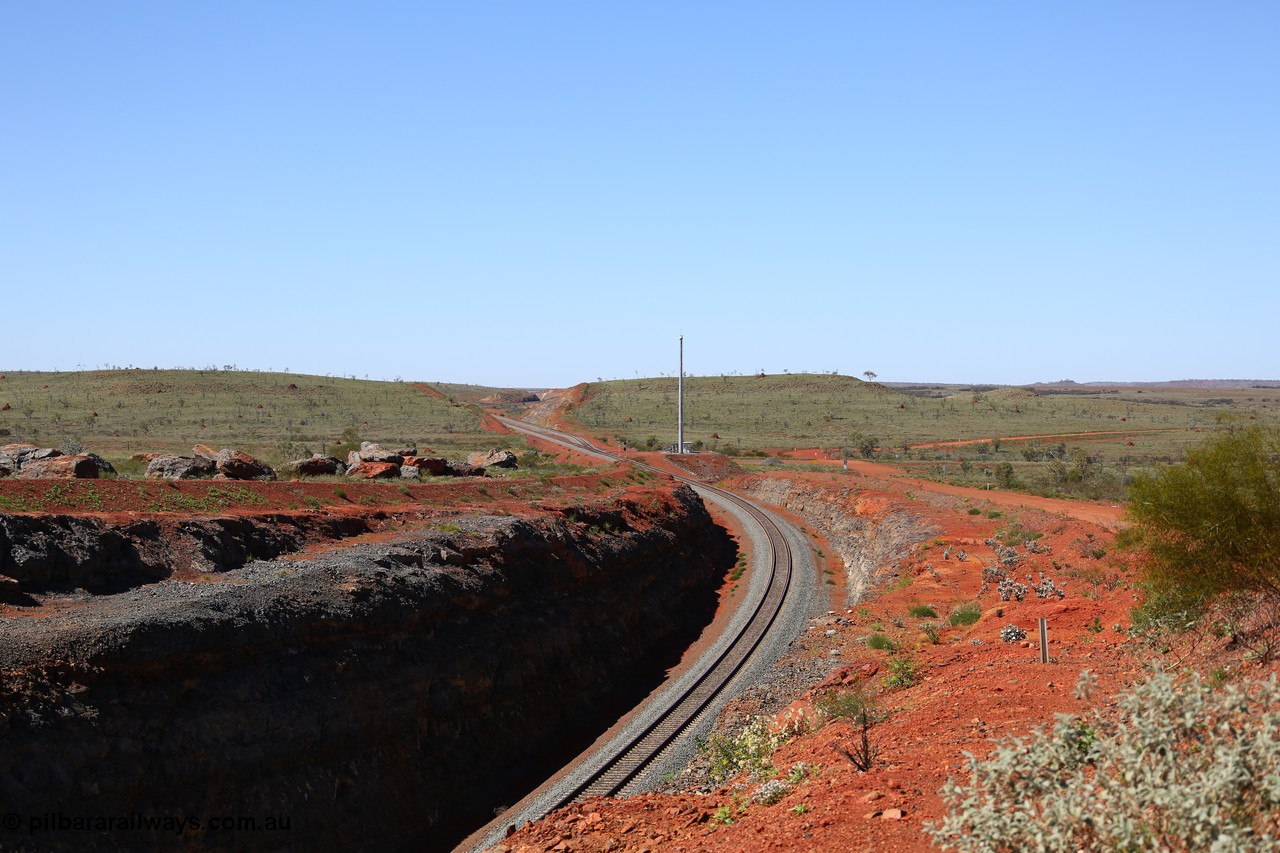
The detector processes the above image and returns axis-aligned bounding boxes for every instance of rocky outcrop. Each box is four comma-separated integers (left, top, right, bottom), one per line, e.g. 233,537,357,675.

353,441,405,465
468,448,518,469
1,445,112,479
0,485,732,851
737,477,940,603
0,512,373,593
345,460,400,479
14,455,99,480
286,454,345,476
145,454,216,480
85,453,116,476
144,447,274,481
215,448,275,481
402,456,449,475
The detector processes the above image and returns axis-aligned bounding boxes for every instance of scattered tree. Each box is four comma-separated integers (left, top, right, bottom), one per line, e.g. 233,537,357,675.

1125,424,1280,620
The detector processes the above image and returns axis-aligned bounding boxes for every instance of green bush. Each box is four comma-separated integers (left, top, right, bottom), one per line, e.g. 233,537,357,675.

813,686,878,723
699,712,809,784
1126,424,1280,622
929,669,1280,852
949,603,982,627
866,633,896,651
909,604,938,618
882,654,918,690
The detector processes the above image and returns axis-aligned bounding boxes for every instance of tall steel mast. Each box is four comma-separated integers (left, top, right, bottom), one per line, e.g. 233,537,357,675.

677,336,684,454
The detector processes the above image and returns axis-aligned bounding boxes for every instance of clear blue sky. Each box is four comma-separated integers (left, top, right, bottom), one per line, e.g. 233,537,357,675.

3,2,1276,387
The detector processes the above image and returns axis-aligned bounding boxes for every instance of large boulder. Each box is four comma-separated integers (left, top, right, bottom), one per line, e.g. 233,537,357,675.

400,456,449,475
399,466,420,480
0,444,54,474
215,449,276,481
0,444,65,476
192,444,220,461
444,460,485,477
346,461,400,479
357,442,405,465
15,455,100,479
467,448,518,470
287,455,345,476
145,455,216,480
85,453,117,476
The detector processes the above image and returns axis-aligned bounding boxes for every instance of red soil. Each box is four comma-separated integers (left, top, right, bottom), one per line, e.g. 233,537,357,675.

908,429,1174,449
494,457,1212,853
776,450,1124,529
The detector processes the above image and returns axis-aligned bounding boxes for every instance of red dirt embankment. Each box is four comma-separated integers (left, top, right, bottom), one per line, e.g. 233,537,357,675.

909,429,1174,449
499,463,1149,853
776,450,1124,529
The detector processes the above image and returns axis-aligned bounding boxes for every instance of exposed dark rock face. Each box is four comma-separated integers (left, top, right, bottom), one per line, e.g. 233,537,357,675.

285,454,345,476
0,513,373,592
0,485,732,851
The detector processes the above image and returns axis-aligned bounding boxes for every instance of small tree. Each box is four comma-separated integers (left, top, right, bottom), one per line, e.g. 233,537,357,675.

863,371,877,382
1125,424,1280,620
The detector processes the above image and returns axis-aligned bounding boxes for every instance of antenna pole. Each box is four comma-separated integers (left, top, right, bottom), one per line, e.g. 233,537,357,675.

677,336,684,454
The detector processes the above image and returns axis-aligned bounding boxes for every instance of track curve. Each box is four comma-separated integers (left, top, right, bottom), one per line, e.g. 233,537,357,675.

490,417,806,805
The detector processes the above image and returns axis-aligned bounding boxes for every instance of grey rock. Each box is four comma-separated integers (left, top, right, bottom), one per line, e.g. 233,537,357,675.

145,455,216,480
358,442,404,465
288,455,345,476
467,448,518,470
16,455,100,479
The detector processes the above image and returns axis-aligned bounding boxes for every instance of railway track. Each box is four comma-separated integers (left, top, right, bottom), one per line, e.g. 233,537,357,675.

494,416,800,804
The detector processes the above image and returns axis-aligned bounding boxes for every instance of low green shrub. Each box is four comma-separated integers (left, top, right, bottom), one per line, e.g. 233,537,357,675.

814,686,878,723
882,654,919,690
909,604,938,618
949,603,982,627
866,633,897,651
699,712,810,784
929,669,1280,851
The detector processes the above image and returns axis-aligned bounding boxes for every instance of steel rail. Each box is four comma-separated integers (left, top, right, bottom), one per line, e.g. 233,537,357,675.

494,416,798,805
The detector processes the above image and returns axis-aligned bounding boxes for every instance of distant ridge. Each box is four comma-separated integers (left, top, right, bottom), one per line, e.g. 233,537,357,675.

1035,380,1280,389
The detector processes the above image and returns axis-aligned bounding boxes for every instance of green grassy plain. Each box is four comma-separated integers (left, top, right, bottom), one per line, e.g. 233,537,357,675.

0,369,516,469
556,373,1280,500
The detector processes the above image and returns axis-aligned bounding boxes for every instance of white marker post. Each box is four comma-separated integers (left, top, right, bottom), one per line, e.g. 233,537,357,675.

1039,617,1049,664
